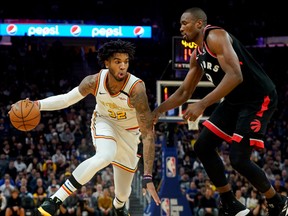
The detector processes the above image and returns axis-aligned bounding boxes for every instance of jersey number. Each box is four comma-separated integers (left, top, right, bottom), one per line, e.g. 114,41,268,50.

108,110,127,120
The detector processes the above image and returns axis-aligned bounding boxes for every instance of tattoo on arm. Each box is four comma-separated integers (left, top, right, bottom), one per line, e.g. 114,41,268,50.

131,88,155,175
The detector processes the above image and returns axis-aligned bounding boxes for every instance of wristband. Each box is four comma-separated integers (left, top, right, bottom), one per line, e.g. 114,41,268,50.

142,174,153,189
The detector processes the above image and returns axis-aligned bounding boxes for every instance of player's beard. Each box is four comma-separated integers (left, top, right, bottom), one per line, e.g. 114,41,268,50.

110,70,126,82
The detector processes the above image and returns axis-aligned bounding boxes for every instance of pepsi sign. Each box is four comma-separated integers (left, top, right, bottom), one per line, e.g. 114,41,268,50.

0,23,152,38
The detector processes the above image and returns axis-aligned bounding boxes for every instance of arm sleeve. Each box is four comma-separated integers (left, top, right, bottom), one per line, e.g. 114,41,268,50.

39,87,85,111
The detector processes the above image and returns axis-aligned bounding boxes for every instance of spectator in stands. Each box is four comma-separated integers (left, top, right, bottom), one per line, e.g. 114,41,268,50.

56,117,68,133
52,149,66,165
4,161,17,182
42,159,57,178
0,177,15,198
5,188,24,216
0,142,11,159
31,177,47,196
59,191,79,216
15,173,28,189
108,185,115,200
59,126,75,149
19,186,34,216
235,189,246,206
185,181,199,215
197,187,219,216
77,186,100,216
0,190,7,216
97,188,113,216
26,157,43,174
92,184,103,200
0,154,9,177
246,189,260,213
0,174,14,187
47,184,59,198
33,186,47,207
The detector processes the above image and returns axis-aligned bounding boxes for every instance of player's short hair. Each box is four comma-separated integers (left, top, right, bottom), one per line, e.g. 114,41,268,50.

97,39,135,67
185,7,207,25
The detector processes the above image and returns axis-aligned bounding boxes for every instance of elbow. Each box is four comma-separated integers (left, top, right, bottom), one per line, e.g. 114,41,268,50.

238,74,243,84
182,90,192,101
234,73,243,85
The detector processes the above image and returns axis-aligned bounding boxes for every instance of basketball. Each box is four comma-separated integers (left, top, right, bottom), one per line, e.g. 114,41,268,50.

9,99,41,132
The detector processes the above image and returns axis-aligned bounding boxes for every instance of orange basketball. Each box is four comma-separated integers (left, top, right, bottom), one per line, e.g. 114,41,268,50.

9,99,41,132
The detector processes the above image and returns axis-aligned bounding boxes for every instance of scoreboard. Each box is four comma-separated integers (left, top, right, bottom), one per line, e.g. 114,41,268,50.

172,36,197,70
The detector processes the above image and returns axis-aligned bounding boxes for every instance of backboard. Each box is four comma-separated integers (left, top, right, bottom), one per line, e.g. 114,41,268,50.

156,80,218,123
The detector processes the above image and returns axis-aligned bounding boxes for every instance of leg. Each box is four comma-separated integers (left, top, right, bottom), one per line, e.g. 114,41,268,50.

5,208,12,216
229,136,271,194
52,138,117,201
38,138,117,216
193,127,228,188
112,166,135,216
112,165,134,207
194,102,250,215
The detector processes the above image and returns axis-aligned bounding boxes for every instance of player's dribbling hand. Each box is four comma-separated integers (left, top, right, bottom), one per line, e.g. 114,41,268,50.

142,175,161,206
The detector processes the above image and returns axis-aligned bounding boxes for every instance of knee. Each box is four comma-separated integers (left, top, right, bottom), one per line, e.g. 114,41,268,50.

229,153,247,171
115,186,131,202
96,144,117,164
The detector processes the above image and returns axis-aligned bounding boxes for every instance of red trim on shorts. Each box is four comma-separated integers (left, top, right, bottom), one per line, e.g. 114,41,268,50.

250,138,264,149
232,133,243,143
203,120,232,144
256,95,270,117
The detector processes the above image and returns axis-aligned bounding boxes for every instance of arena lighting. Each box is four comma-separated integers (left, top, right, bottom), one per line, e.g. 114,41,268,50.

0,23,152,38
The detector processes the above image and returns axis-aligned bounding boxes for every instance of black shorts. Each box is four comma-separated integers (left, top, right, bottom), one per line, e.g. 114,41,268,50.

203,89,278,148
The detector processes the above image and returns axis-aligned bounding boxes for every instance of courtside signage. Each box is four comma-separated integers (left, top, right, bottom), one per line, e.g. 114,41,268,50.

0,24,152,38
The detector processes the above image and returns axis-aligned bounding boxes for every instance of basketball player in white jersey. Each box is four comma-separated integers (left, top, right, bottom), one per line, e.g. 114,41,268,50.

34,39,160,216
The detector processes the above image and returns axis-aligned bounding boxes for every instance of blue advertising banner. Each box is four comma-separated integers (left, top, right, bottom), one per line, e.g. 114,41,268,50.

0,23,152,38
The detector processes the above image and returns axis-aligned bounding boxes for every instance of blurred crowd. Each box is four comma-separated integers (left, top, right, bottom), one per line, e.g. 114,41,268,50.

0,26,288,216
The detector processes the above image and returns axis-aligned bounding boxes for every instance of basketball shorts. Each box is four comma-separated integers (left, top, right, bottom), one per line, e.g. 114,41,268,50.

203,89,278,149
91,116,141,172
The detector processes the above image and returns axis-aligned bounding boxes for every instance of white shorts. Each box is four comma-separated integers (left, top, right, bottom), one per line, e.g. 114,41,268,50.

91,116,141,172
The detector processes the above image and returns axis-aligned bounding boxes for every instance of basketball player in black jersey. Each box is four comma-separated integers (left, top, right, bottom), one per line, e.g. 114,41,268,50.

153,7,288,216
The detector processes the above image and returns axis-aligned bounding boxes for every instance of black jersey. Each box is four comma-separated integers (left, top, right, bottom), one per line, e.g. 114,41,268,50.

195,25,275,104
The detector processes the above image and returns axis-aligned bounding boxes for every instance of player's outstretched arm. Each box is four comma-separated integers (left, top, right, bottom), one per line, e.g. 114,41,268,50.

130,81,161,206
38,74,97,111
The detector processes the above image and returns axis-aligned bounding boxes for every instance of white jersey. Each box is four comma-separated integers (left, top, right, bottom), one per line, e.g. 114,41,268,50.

94,69,142,130
90,69,142,171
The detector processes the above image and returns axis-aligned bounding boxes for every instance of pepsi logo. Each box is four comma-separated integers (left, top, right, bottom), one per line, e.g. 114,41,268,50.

6,24,17,35
70,25,81,36
134,26,144,37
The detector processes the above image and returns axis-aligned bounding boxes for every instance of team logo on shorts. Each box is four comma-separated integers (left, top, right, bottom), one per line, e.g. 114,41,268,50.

6,24,17,35
161,198,170,216
166,156,176,178
250,119,261,132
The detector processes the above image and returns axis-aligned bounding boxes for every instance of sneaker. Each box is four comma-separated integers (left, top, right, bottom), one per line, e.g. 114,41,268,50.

37,197,62,216
113,204,130,216
267,195,288,216
219,200,251,216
